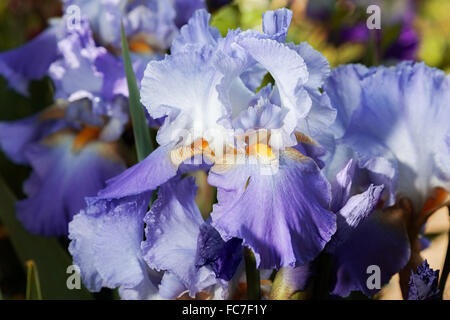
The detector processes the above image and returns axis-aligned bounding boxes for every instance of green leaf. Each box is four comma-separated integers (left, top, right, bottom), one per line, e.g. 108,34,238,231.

211,4,241,36
26,260,42,300
120,23,153,161
0,176,93,299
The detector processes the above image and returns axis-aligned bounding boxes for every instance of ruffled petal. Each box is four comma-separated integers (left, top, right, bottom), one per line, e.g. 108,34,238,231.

337,62,450,210
49,20,104,101
69,192,160,300
261,9,292,43
330,159,356,211
288,42,330,90
141,177,218,297
237,38,310,140
323,64,370,138
68,212,105,292
171,9,221,54
296,90,336,140
140,47,234,147
88,194,150,289
125,0,177,50
209,148,336,269
232,97,286,132
158,272,187,299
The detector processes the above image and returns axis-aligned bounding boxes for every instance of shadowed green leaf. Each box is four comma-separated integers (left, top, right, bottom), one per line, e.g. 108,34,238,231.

120,23,153,161
26,260,42,300
0,175,93,299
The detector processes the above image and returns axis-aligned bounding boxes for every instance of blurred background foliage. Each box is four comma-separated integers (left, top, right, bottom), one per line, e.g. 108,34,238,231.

0,0,449,299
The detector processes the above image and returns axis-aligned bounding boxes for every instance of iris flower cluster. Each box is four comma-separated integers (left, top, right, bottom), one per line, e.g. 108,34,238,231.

0,0,205,236
0,3,448,300
69,8,448,299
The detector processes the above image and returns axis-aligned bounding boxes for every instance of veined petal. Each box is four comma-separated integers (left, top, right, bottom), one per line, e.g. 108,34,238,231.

141,177,218,297
323,64,370,138
140,48,232,147
232,97,286,132
261,9,293,43
209,148,336,269
69,192,160,299
342,62,450,210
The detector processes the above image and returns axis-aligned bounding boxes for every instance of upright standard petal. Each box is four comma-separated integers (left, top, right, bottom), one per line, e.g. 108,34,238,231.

171,9,221,54
140,47,234,147
237,38,310,143
261,8,293,43
341,62,450,211
48,20,104,101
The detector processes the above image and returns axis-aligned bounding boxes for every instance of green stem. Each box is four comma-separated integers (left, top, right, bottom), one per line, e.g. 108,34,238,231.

438,207,450,294
26,260,43,300
367,30,379,66
244,248,261,300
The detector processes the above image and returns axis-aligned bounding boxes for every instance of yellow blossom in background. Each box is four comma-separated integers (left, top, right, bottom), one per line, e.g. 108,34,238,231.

416,0,450,73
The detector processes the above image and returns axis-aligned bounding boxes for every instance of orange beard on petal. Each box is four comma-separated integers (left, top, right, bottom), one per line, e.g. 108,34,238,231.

72,126,101,152
246,143,275,159
129,40,154,54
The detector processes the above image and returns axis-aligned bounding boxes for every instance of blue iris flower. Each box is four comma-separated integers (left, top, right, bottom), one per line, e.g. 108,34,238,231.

0,1,203,236
68,8,345,299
